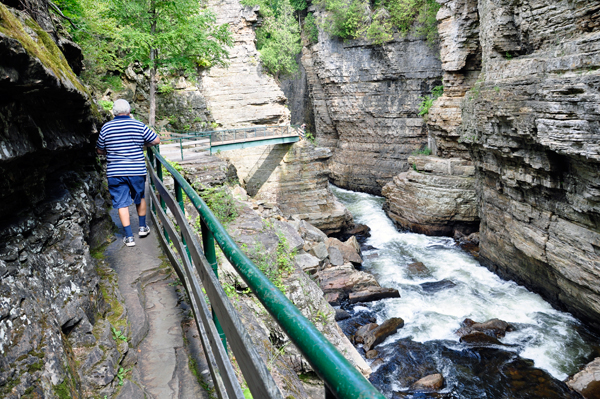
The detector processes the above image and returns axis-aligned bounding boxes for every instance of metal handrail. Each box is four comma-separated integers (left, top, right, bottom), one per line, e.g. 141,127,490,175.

146,146,384,399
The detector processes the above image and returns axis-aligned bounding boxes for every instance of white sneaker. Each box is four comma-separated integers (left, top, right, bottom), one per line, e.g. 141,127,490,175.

139,226,150,237
123,236,136,247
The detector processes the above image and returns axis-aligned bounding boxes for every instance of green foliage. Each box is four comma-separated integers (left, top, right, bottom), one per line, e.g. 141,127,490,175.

316,0,440,44
157,83,175,95
304,13,319,44
305,130,317,145
418,85,443,116
197,185,238,225
52,0,125,91
99,100,113,111
366,9,393,45
315,0,369,40
111,327,128,342
53,0,232,95
505,52,513,60
116,367,131,386
250,0,303,77
411,146,431,156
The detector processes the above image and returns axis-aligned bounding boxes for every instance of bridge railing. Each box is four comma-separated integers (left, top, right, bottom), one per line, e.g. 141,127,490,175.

159,125,301,160
146,146,384,399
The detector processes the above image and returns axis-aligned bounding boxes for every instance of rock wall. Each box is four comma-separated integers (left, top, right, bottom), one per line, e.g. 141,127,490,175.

217,141,352,233
0,2,120,397
460,0,600,330
201,0,290,127
381,0,481,236
382,156,479,236
302,31,442,194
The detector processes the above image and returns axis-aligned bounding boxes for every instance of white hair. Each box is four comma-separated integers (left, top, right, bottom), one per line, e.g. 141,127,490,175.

112,99,131,115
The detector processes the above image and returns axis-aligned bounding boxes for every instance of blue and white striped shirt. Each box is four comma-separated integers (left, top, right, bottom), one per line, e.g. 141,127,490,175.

96,116,158,177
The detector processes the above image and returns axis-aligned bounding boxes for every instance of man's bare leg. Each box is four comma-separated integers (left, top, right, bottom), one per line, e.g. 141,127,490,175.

136,198,147,217
118,207,131,228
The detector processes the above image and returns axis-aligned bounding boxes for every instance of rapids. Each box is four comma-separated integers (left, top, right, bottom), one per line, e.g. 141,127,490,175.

331,185,599,398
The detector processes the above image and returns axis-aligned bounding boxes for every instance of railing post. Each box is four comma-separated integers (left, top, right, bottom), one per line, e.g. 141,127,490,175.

155,153,170,242
201,218,227,352
174,179,191,261
180,138,184,161
147,148,156,214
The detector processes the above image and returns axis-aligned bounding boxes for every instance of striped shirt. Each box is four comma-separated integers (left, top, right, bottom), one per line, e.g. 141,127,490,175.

96,116,158,177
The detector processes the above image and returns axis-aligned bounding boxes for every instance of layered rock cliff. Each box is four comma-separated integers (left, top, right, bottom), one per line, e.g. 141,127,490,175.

381,0,481,236
0,2,119,397
460,0,600,330
302,30,442,194
217,140,352,233
202,0,291,127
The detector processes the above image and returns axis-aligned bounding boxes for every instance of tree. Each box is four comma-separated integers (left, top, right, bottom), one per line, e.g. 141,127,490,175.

107,0,232,127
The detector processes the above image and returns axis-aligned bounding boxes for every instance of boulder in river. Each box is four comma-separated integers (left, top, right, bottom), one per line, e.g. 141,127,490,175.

349,287,400,304
413,373,444,391
566,357,600,399
355,323,379,344
459,331,504,345
334,308,351,321
363,317,405,351
406,261,430,277
420,279,457,293
456,318,514,340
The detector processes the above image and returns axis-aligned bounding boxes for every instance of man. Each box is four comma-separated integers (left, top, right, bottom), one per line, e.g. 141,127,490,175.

96,99,160,247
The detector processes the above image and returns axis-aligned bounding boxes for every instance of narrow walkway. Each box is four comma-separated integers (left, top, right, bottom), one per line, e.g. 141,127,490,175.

104,199,212,399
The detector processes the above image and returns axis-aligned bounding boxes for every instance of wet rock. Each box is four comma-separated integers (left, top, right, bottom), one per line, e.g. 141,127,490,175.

355,323,379,344
413,373,444,391
459,331,503,345
363,318,405,351
338,310,378,338
295,253,320,274
348,287,400,304
345,224,371,237
456,318,514,340
370,339,582,398
406,262,430,276
566,357,600,399
420,279,457,293
334,308,351,321
366,350,379,359
324,291,347,306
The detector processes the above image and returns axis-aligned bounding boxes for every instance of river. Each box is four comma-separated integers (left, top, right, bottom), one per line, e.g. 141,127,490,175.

331,185,599,398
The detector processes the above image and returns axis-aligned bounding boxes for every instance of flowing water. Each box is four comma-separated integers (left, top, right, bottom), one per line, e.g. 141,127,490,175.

330,185,599,398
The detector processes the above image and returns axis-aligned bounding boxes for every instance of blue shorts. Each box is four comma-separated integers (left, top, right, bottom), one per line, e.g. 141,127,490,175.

107,176,146,209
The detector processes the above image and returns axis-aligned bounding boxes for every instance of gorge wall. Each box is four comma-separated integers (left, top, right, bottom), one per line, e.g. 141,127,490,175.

460,0,600,330
302,29,443,194
0,2,121,397
301,0,600,332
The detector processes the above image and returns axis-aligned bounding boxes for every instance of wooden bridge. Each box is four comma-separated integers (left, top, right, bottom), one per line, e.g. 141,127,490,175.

158,125,301,161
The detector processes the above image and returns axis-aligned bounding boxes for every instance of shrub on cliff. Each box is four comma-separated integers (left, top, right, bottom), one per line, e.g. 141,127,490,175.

243,0,303,77
315,0,440,44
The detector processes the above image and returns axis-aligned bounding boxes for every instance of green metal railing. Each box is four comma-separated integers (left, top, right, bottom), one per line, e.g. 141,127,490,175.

160,125,301,159
146,146,384,399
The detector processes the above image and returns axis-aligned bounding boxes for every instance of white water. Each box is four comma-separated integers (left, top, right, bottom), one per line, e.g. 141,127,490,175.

331,185,593,381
